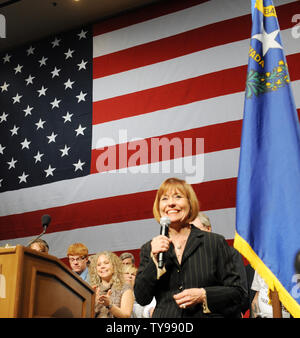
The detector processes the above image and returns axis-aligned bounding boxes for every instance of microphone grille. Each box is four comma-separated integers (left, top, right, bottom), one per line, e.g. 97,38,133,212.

41,214,51,227
160,216,171,226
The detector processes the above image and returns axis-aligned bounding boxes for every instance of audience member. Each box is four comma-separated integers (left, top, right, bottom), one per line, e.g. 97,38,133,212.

89,251,134,318
251,270,291,318
67,243,91,284
29,238,49,253
122,263,156,318
120,252,135,266
123,264,137,287
134,177,247,318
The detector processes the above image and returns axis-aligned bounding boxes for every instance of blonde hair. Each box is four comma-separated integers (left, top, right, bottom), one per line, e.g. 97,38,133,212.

89,251,124,290
122,264,137,275
153,177,199,223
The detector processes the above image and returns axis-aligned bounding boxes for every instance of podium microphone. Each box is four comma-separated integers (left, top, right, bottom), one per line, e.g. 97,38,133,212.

27,214,51,247
158,216,171,269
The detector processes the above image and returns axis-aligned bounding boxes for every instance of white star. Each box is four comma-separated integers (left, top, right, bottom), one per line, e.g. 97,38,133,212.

59,144,70,157
47,132,58,143
44,165,56,177
38,56,48,67
73,159,85,171
12,93,22,104
75,124,86,136
37,86,48,97
20,138,31,149
51,37,61,48
3,53,11,63
7,157,17,169
34,151,44,163
76,91,87,102
64,48,74,59
18,172,29,183
62,111,73,123
26,46,35,55
35,118,46,130
25,74,35,85
14,64,23,74
252,26,283,56
1,82,9,92
51,66,61,78
0,112,8,123
0,144,5,154
10,125,19,136
50,97,61,109
23,105,33,117
78,29,87,40
77,59,87,70
64,78,75,89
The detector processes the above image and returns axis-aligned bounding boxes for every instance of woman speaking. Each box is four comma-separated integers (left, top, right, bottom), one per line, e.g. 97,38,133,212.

134,177,247,318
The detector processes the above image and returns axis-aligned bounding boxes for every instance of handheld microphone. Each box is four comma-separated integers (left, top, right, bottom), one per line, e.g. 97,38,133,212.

158,216,171,269
27,214,51,247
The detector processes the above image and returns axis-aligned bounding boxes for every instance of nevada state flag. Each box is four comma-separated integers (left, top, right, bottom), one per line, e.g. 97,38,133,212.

234,0,300,317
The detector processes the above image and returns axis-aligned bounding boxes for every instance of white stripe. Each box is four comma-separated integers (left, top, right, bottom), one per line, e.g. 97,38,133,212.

93,0,251,57
93,0,296,57
93,28,300,102
92,91,245,149
0,208,236,258
0,148,240,216
93,38,250,102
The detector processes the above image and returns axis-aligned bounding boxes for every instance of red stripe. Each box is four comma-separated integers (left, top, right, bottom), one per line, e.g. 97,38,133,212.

0,178,237,240
93,15,251,79
92,52,300,125
93,0,209,36
92,2,298,79
93,65,248,125
297,108,300,122
61,242,239,268
61,248,143,268
90,120,242,174
288,53,300,81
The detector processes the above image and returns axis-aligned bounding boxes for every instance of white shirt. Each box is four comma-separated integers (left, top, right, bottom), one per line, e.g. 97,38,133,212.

251,271,290,318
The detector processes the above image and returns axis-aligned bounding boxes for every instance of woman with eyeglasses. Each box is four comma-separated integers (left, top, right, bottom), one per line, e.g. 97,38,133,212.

89,251,134,318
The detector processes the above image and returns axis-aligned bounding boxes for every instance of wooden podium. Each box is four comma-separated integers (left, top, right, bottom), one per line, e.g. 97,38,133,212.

0,245,95,318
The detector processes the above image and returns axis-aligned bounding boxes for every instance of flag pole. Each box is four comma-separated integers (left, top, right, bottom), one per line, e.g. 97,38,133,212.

270,288,282,318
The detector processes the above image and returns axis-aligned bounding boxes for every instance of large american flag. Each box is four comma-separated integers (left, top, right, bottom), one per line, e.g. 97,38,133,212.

0,0,299,263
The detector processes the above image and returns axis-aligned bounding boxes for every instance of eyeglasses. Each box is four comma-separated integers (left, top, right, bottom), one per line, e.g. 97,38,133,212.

69,256,87,263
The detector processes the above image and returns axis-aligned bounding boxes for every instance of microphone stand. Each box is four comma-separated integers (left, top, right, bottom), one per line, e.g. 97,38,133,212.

26,226,47,248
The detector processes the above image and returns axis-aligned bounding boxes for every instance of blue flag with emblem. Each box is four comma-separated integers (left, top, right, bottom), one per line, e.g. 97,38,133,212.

234,0,300,317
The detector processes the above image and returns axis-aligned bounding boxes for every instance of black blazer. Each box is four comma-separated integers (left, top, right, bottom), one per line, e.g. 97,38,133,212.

134,225,247,318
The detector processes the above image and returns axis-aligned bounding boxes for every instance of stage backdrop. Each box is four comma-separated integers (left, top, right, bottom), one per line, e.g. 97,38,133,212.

0,0,299,264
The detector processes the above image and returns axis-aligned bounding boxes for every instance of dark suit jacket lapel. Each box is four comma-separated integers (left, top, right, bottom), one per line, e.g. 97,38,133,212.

181,225,204,265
